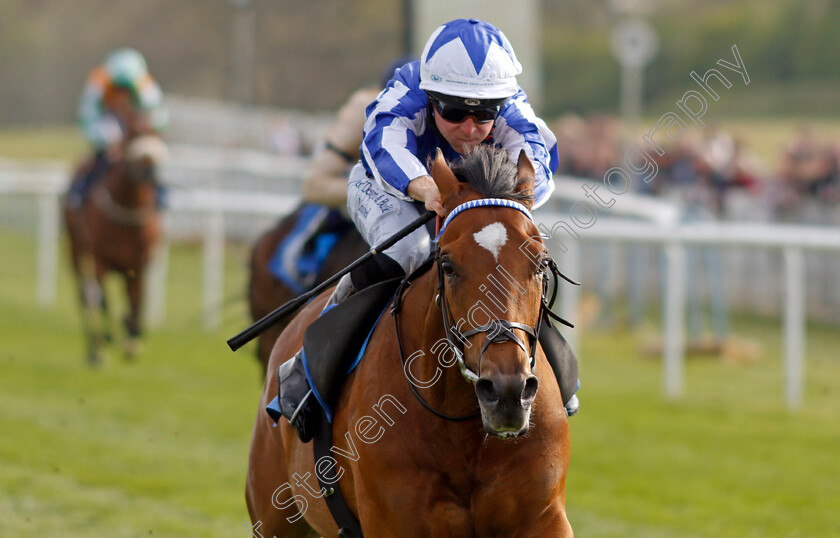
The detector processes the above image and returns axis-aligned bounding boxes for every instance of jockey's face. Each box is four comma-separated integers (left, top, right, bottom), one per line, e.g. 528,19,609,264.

104,85,136,121
432,104,494,155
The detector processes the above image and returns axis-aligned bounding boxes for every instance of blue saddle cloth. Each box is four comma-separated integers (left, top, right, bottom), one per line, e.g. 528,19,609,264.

268,204,350,294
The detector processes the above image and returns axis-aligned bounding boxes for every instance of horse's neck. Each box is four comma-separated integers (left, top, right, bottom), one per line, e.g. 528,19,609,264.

104,167,151,209
400,271,481,419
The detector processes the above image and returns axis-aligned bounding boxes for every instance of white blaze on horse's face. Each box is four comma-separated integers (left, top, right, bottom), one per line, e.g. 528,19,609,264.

473,222,508,262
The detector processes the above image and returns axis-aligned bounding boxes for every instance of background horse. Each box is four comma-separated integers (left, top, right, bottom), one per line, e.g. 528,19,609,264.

64,134,168,365
246,147,572,536
248,208,367,371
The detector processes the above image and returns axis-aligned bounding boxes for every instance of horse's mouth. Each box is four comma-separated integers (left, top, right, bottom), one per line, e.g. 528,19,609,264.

479,406,532,438
487,425,529,439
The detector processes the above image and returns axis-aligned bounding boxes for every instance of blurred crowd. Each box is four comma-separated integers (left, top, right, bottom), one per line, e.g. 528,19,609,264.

266,110,840,225
550,114,840,224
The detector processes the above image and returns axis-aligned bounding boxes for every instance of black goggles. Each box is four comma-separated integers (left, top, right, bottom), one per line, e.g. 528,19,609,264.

428,93,504,124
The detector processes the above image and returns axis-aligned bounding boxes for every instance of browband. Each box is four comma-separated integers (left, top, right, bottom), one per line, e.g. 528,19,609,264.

435,198,534,241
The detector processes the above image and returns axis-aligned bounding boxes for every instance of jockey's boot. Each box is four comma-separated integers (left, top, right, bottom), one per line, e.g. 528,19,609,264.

565,394,580,417
277,350,315,441
67,174,91,210
276,274,356,442
155,185,169,210
276,255,404,442
68,149,110,209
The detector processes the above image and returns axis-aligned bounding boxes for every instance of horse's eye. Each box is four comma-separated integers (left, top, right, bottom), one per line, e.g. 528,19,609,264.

441,260,456,277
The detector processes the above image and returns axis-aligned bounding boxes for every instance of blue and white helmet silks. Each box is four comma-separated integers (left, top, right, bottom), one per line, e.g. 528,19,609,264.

419,18,522,100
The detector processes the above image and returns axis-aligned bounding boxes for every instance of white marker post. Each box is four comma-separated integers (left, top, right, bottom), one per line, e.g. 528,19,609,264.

610,19,659,144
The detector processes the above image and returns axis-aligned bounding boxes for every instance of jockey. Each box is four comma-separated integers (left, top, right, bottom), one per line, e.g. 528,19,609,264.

277,19,577,439
68,48,168,209
347,18,557,288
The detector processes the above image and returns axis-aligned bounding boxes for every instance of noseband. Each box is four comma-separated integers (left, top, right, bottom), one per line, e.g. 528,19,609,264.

393,198,578,422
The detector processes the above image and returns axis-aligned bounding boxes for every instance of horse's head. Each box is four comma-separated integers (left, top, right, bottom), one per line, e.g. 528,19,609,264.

123,135,168,185
431,146,549,438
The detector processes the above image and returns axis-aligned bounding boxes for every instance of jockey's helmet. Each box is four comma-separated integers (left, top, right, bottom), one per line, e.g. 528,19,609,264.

420,18,521,103
105,48,149,87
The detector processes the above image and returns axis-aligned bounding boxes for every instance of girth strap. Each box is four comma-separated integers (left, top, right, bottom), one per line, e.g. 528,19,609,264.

313,407,364,537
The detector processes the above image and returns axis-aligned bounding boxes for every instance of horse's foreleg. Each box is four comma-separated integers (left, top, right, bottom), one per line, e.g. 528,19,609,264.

246,424,318,538
123,270,144,359
100,284,114,343
79,255,107,366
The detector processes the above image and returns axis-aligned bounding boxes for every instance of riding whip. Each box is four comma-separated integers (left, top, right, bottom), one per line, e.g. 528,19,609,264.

227,210,436,351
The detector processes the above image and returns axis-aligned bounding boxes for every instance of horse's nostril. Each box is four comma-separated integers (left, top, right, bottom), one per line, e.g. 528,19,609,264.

476,378,499,405
522,376,539,403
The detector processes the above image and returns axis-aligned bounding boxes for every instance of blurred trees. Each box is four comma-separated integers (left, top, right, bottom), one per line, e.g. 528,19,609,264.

543,0,840,116
0,0,401,124
1,0,839,124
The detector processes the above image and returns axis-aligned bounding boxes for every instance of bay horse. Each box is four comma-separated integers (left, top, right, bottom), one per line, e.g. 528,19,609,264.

246,147,572,536
64,134,168,365
249,208,367,371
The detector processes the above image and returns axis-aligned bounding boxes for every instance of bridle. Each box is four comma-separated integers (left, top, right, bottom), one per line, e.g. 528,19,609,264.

393,198,577,422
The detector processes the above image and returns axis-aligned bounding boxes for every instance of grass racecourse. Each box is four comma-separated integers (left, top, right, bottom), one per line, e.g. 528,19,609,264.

2,123,840,536
1,227,839,537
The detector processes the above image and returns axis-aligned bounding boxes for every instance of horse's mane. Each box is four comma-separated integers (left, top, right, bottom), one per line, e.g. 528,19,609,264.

450,145,534,204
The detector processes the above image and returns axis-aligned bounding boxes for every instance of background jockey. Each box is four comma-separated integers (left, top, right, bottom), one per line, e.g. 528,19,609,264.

68,48,168,209
268,58,415,295
301,56,416,210
276,19,577,441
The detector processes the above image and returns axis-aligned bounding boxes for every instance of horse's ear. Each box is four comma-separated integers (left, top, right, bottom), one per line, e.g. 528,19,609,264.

431,148,467,210
516,150,536,207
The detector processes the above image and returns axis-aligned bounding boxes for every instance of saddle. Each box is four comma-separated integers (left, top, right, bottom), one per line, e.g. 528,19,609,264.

267,276,404,435
302,276,404,421
539,311,579,409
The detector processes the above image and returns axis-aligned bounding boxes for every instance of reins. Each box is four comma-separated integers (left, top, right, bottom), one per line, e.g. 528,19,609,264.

392,271,481,421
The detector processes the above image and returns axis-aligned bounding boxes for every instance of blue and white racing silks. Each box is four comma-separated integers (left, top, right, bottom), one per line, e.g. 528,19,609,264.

360,61,558,209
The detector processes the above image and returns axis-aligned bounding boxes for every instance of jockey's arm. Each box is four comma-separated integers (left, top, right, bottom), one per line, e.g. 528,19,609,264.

79,68,123,148
492,92,558,209
302,87,379,208
302,147,356,208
